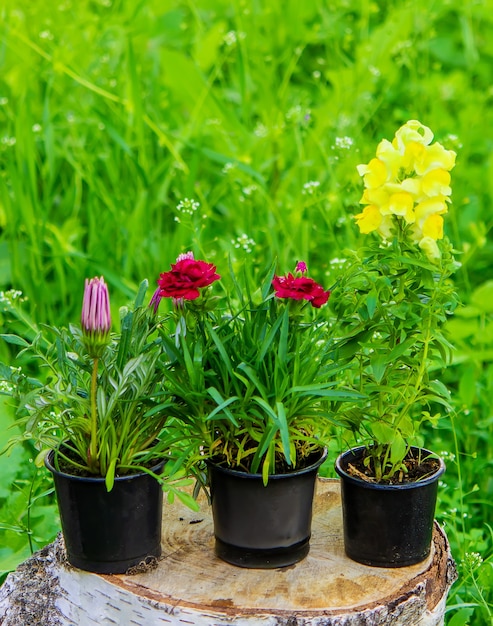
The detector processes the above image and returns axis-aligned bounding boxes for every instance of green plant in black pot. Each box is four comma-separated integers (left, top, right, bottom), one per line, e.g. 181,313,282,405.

0,278,196,574
332,120,459,567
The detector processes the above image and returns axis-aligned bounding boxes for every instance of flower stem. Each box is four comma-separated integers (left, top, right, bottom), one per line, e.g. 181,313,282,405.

89,357,99,472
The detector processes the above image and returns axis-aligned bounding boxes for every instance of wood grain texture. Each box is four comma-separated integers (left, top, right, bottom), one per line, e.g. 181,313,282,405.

0,478,457,626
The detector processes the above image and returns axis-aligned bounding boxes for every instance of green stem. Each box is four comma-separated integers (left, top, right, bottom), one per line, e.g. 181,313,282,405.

393,273,442,434
89,357,99,472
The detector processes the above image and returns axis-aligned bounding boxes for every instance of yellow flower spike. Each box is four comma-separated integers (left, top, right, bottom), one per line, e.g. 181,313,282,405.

354,205,382,234
388,192,415,223
394,120,434,150
377,214,395,240
356,158,387,189
415,197,448,224
402,141,426,172
422,213,444,240
360,187,390,212
414,142,456,176
419,236,441,261
421,169,452,197
375,139,402,177
400,177,423,200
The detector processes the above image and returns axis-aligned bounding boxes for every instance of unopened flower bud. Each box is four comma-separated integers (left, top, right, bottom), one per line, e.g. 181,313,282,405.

295,261,308,274
81,276,111,358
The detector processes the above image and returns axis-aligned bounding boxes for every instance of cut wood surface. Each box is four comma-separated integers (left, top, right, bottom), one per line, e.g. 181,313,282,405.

0,478,457,626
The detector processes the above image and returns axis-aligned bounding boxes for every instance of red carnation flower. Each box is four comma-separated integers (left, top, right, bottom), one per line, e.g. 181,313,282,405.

158,257,220,301
272,273,330,308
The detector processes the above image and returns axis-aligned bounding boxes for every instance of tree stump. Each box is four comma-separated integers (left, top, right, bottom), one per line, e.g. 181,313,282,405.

0,478,457,626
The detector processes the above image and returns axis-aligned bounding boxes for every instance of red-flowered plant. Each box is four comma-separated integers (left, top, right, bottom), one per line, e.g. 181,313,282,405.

157,252,221,301
152,255,356,480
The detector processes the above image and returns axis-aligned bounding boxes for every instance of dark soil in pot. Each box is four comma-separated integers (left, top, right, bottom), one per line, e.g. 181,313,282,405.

335,446,445,567
45,450,165,574
207,448,327,569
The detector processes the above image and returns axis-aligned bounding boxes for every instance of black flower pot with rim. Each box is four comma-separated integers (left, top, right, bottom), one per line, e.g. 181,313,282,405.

335,446,445,568
206,447,328,569
45,450,164,574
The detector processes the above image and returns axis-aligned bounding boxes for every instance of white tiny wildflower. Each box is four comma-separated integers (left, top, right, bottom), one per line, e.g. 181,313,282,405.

222,162,236,174
254,123,268,138
32,124,42,133
1,136,16,147
242,185,257,196
176,198,200,215
329,257,347,266
369,65,381,77
302,181,321,195
0,289,25,308
39,30,54,40
232,234,256,253
334,136,354,150
0,97,8,106
224,31,237,46
313,70,321,79
464,552,483,570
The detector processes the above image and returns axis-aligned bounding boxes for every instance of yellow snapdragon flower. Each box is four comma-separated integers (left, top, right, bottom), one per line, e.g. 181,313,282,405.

355,120,456,259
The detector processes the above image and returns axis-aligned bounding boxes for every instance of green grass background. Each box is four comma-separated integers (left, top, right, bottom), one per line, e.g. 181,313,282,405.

1,0,493,622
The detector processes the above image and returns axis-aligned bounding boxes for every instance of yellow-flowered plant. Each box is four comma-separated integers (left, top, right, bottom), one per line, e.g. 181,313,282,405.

355,120,456,261
332,121,459,482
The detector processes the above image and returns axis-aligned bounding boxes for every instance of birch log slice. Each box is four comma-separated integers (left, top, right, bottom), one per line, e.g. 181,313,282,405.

0,478,457,626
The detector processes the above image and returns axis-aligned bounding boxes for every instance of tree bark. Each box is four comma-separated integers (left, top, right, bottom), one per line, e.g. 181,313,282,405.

0,478,457,626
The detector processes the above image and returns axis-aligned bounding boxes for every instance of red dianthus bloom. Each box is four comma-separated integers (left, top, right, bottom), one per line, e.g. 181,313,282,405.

272,273,330,308
158,258,220,300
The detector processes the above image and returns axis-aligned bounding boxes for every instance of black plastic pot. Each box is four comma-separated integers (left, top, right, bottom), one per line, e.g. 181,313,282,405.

45,450,164,574
207,448,327,569
335,446,445,567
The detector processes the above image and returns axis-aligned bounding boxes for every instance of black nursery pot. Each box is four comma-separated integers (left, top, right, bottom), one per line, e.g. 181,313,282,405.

335,446,445,568
45,450,164,574
207,448,327,569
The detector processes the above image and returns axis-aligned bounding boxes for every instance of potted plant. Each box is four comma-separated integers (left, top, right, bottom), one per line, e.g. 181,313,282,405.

332,120,459,567
0,277,196,574
150,253,357,568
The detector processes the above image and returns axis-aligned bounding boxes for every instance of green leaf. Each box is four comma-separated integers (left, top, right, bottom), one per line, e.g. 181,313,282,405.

206,388,240,426
446,607,476,626
105,458,117,492
0,334,29,347
174,490,200,512
276,401,291,465
257,311,284,364
390,435,407,466
133,279,149,308
370,421,395,444
366,293,377,318
370,354,387,384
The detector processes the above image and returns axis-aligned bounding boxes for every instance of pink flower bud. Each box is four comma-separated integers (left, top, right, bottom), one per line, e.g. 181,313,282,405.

81,276,111,357
149,287,163,314
295,261,308,274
